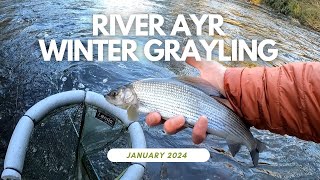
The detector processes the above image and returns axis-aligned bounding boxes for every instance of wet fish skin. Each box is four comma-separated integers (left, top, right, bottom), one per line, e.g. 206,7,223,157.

106,77,266,166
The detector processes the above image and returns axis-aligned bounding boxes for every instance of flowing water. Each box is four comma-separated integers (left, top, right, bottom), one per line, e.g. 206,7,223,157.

1,0,320,179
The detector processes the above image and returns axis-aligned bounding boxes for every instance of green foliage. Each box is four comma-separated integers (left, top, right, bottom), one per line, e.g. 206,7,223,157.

288,0,301,16
264,0,291,15
252,0,320,31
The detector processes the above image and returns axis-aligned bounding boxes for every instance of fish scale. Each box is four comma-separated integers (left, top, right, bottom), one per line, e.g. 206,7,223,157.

106,77,266,166
132,79,256,147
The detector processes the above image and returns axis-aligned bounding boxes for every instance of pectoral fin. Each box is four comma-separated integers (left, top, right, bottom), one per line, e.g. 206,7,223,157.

127,105,139,121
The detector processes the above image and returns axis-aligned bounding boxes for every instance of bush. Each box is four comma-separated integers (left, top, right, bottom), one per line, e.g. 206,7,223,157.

250,0,320,31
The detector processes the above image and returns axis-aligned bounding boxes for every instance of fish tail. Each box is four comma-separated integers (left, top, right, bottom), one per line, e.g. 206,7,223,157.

250,139,266,166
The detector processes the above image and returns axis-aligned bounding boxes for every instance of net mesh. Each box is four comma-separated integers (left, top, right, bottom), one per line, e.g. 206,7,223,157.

23,104,131,180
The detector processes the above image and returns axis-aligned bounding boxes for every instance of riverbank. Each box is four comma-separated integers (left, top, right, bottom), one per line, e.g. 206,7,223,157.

249,0,320,32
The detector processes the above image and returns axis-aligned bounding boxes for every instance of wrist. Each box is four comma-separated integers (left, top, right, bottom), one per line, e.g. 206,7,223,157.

218,67,227,97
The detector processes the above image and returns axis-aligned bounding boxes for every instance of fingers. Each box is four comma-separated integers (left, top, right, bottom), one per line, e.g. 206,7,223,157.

146,113,186,135
186,56,226,69
146,112,208,144
192,116,208,144
146,112,162,126
163,115,186,135
186,56,226,78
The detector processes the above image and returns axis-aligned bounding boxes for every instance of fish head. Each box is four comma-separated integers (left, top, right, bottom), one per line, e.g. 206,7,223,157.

105,85,137,109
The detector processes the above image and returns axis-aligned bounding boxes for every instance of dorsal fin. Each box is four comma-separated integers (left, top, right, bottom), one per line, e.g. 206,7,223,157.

175,76,222,97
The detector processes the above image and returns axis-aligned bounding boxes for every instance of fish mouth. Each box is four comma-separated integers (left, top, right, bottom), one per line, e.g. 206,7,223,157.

104,95,111,101
104,91,113,102
104,88,117,99
105,96,118,106
104,93,123,107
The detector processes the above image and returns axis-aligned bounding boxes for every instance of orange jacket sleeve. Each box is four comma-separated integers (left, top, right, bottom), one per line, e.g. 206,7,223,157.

224,62,320,143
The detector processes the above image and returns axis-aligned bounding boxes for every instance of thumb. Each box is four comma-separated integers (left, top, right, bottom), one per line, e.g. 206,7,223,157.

185,56,205,70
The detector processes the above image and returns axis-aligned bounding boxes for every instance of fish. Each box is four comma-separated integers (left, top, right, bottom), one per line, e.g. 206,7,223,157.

105,76,266,166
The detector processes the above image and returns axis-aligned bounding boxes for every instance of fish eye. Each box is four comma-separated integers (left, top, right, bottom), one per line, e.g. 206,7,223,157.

110,90,118,97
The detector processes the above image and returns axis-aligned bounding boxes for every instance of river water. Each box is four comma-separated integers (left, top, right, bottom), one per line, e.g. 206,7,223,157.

1,0,320,179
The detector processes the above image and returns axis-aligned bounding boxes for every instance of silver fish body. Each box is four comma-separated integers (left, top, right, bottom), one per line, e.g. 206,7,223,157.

106,77,266,166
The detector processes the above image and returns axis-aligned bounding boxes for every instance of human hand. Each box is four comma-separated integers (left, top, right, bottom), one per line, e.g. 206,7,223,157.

186,56,227,97
146,113,209,144
146,57,230,144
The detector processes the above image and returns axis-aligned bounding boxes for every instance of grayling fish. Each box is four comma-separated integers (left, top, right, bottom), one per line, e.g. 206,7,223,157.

105,77,266,166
